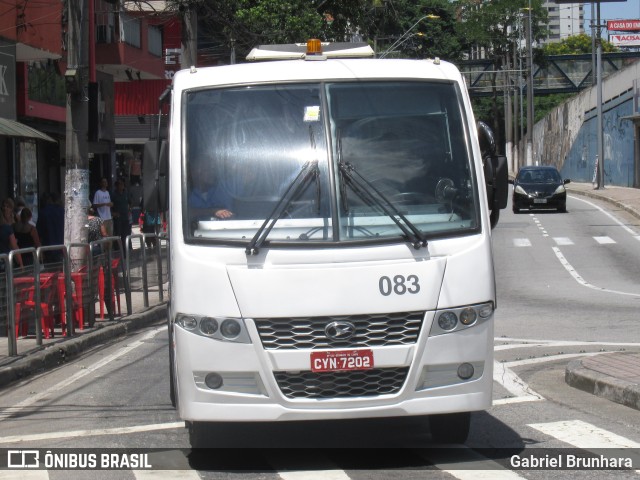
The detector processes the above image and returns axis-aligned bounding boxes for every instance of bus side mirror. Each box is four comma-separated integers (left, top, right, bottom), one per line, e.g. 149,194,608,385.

477,121,508,228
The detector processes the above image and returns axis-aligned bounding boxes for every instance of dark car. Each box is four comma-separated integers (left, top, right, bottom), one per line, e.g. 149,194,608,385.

512,166,570,213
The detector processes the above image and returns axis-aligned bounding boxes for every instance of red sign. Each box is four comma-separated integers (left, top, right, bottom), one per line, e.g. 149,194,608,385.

310,349,374,372
607,20,640,31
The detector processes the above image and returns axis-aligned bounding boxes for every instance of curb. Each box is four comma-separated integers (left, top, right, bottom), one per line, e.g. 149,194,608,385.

0,304,168,389
565,358,640,411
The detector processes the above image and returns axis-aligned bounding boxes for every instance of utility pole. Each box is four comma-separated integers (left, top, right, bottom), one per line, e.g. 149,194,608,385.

180,2,198,68
64,0,90,246
525,3,534,166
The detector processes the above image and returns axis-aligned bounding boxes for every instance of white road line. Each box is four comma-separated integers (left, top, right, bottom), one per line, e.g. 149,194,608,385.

552,246,640,298
419,447,525,479
569,195,640,237
495,337,640,348
513,238,531,247
0,421,184,445
593,236,616,244
553,237,574,246
502,352,607,368
0,326,167,422
493,361,544,405
528,420,640,448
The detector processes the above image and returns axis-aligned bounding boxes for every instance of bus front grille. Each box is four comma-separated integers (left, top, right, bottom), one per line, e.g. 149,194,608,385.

254,311,424,350
273,367,409,399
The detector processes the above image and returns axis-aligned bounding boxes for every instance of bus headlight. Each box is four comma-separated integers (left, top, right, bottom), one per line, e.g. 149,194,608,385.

175,314,252,343
437,312,458,331
179,316,198,330
200,317,219,336
430,302,494,336
221,319,241,339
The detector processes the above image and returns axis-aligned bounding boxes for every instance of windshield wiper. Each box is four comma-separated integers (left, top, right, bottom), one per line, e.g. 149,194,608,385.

246,128,319,255
339,161,427,250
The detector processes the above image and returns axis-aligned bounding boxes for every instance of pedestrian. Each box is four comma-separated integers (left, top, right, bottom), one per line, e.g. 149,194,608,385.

141,208,162,248
13,207,41,265
111,179,132,252
93,178,114,237
86,206,107,254
1,198,23,269
36,192,65,263
14,197,35,226
86,206,113,317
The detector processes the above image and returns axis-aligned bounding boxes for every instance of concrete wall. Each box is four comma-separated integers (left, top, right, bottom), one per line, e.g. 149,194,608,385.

527,59,640,187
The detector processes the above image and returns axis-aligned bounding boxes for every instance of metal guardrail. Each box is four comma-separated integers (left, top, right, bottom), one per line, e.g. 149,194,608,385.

0,234,168,357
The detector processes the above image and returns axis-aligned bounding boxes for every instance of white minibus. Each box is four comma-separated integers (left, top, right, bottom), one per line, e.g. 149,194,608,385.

147,40,508,447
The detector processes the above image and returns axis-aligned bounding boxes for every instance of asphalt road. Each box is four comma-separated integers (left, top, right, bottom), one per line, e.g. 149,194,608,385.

1,191,640,478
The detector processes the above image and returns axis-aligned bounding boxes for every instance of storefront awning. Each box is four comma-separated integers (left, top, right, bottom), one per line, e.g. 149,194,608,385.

0,117,56,142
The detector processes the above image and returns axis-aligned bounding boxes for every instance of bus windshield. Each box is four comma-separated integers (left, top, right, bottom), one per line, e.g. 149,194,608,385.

184,81,479,246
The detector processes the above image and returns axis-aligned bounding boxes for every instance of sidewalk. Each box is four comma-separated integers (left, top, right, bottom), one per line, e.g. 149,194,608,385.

0,286,167,388
562,182,640,411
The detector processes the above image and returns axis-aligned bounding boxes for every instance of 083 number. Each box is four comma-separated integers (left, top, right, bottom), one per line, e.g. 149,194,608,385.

379,275,420,296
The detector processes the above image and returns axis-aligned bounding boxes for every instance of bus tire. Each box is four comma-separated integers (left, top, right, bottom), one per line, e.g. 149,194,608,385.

429,412,471,444
188,421,210,449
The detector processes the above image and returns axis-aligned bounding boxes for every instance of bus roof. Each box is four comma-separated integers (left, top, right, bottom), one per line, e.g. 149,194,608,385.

172,57,464,92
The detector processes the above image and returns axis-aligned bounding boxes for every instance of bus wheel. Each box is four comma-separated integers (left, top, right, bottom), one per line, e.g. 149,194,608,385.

429,412,471,444
188,421,211,449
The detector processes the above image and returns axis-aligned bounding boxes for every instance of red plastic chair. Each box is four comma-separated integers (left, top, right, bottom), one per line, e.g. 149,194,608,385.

57,271,85,333
99,258,121,319
14,273,58,339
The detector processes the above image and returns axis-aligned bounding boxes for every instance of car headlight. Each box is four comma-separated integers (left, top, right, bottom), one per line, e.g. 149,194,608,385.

514,185,527,195
175,314,252,343
554,185,566,195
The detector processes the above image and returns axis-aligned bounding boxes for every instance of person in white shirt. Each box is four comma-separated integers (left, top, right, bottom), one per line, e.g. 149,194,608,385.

93,177,114,236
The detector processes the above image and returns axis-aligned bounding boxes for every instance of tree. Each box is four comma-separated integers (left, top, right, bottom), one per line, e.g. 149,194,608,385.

456,0,548,150
543,32,617,55
195,0,372,63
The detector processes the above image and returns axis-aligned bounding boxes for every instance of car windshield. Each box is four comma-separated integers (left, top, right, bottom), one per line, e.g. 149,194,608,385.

520,169,561,184
183,81,479,246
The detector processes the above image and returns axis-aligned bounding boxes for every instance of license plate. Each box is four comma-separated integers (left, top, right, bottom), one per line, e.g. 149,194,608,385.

533,198,547,204
310,349,374,373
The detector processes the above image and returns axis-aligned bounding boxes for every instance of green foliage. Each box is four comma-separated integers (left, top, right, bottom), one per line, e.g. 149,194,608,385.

543,33,618,55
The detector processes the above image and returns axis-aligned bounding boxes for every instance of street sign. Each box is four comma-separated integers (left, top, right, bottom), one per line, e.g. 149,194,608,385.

610,34,640,47
607,19,640,31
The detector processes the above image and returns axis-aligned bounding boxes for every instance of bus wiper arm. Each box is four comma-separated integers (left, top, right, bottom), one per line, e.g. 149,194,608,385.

246,129,320,255
339,162,427,249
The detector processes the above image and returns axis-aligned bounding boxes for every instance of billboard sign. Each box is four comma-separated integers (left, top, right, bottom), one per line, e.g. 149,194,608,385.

610,33,640,47
607,19,640,31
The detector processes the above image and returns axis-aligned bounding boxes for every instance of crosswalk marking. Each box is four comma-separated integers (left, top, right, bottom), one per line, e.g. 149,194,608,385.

553,237,573,245
419,448,525,479
528,420,640,448
134,471,201,479
513,238,531,247
512,236,623,247
593,236,616,244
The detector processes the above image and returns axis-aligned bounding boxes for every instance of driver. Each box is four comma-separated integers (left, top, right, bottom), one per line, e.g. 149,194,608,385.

188,156,234,219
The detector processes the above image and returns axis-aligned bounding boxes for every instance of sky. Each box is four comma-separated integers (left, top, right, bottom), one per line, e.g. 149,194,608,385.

583,0,640,24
